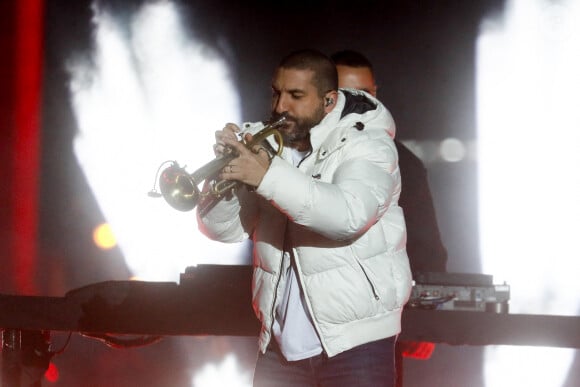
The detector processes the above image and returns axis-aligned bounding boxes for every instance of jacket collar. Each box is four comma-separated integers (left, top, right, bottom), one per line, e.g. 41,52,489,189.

309,89,393,154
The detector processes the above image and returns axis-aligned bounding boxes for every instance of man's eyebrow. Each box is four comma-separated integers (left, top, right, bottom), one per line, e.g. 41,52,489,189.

271,85,306,95
287,88,306,94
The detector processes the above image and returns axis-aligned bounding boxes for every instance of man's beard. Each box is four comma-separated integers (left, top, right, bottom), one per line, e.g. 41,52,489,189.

271,103,325,146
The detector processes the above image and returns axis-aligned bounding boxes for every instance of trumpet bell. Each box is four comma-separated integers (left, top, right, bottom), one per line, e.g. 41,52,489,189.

152,115,287,212
159,162,200,211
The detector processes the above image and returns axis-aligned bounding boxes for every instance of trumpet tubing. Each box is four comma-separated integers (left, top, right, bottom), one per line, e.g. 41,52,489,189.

155,115,286,212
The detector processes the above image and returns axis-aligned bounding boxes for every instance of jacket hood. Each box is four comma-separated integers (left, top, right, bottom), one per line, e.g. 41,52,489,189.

308,89,396,152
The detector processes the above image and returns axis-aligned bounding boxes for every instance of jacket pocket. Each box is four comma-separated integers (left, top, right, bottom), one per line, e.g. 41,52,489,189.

355,258,381,302
356,253,410,311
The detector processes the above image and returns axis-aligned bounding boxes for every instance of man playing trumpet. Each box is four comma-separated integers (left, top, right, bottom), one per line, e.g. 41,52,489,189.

198,49,412,387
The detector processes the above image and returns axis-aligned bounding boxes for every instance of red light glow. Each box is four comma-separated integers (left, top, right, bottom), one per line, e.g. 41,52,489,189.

44,362,59,383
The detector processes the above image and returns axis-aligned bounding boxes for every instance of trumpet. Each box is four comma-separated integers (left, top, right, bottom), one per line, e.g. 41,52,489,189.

150,115,286,212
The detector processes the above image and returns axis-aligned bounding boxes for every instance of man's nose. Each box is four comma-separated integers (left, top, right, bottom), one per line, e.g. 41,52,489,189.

274,95,288,114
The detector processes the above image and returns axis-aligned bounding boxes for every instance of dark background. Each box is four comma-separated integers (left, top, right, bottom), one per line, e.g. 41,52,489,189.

11,0,576,386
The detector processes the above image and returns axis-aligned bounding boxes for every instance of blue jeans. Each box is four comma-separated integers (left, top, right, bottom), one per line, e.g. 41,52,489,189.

253,336,397,387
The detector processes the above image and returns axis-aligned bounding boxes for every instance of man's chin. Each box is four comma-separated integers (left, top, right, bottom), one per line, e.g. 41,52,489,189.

279,122,297,136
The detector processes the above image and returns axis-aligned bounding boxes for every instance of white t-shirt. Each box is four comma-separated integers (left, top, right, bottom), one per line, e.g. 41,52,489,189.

271,148,323,361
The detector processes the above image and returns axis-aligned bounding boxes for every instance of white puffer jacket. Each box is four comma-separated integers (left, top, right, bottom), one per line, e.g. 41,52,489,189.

198,89,412,357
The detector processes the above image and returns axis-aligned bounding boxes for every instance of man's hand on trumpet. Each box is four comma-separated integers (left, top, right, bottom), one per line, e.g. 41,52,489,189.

214,123,272,188
213,122,240,157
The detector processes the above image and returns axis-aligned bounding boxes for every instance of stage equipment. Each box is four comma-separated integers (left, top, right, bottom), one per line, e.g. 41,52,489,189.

2,265,580,386
150,115,286,212
0,265,577,347
408,271,510,313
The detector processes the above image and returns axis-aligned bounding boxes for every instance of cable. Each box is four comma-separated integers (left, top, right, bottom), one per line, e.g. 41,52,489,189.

50,331,73,355
79,332,164,349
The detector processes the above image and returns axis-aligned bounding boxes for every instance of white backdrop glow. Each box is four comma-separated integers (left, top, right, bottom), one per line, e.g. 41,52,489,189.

68,1,250,283
68,2,254,386
477,0,580,385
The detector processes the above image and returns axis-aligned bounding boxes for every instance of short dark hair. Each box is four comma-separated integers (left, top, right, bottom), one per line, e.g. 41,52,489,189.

331,50,374,75
278,49,338,97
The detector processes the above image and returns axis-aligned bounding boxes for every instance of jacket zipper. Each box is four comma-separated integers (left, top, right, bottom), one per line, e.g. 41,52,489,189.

293,151,329,354
292,247,328,354
268,221,288,342
357,259,380,300
296,149,312,168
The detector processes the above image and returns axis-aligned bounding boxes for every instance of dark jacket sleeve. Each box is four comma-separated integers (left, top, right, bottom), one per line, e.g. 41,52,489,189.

396,140,448,274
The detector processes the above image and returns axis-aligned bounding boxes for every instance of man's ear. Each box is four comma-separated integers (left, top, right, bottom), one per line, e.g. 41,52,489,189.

324,90,339,112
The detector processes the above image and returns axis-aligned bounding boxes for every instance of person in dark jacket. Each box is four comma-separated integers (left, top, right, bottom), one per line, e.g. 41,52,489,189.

332,49,449,387
331,49,448,274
